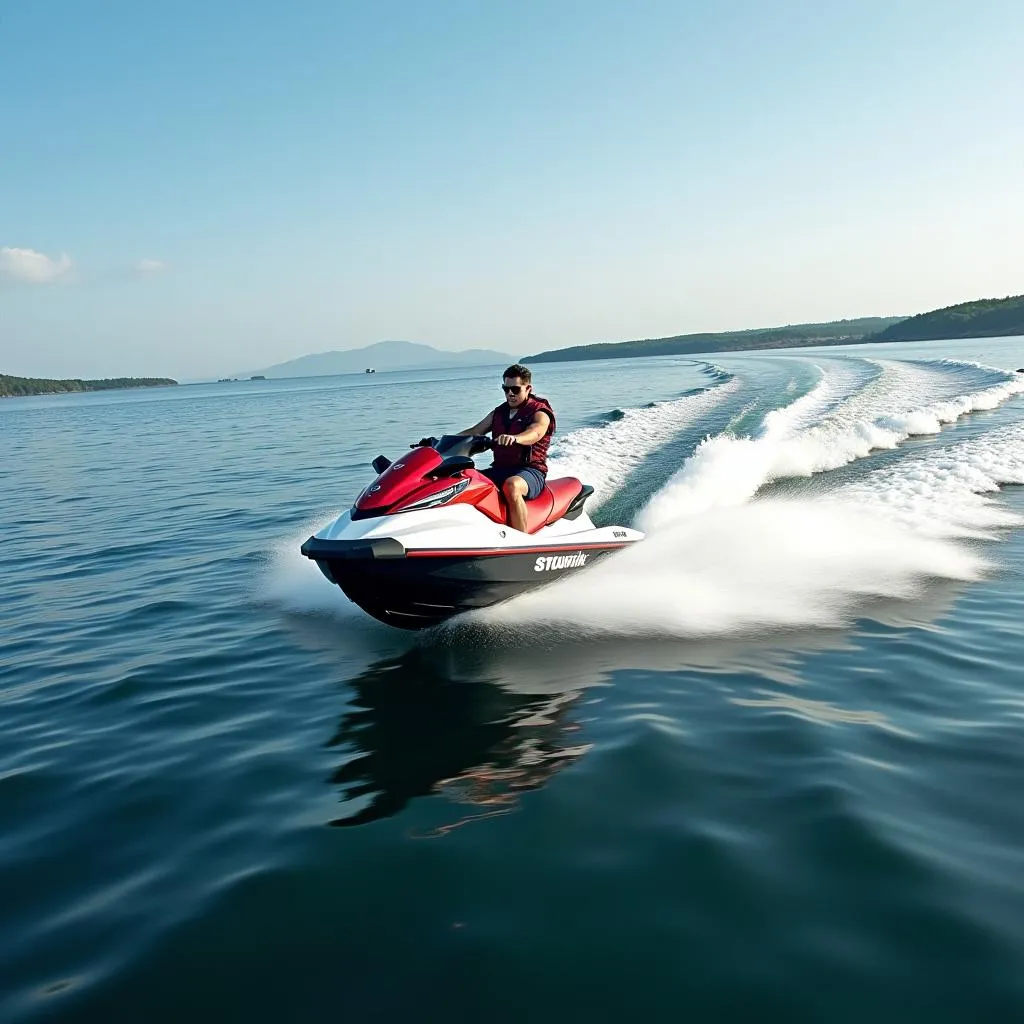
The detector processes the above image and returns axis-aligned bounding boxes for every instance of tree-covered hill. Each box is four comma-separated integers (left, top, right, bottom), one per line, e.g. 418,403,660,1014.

1,374,178,397
868,295,1024,343
524,317,905,363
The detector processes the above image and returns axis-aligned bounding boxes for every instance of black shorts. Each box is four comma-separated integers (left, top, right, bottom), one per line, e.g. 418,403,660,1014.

482,466,547,500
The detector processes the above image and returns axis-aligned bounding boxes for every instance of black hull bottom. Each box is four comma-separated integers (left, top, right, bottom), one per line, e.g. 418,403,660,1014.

301,537,626,629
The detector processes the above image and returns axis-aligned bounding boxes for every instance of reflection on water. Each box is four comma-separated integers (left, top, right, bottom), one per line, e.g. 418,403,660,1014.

292,575,968,833
325,649,590,833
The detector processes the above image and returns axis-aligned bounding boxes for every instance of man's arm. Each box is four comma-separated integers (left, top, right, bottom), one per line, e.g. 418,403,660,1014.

495,411,550,447
455,414,494,436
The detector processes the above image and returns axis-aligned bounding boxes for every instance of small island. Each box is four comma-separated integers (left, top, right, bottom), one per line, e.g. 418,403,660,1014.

1,374,178,398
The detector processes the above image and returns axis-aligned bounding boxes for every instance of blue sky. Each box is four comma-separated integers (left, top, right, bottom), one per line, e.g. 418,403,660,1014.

2,0,1022,379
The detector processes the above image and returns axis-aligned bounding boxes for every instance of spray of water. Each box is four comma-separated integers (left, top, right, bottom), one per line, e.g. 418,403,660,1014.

256,521,360,617
475,499,987,637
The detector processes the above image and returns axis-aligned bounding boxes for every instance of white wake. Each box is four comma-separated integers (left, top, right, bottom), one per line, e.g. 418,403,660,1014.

639,362,1024,530
547,377,738,507
478,363,1024,638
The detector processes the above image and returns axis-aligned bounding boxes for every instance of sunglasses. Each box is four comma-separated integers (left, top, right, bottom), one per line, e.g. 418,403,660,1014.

501,384,526,395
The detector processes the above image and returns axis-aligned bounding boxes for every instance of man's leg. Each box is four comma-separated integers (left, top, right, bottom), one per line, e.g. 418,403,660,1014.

502,475,530,532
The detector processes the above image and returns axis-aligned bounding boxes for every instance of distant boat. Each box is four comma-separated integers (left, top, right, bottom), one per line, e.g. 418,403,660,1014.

250,375,266,380
365,368,376,374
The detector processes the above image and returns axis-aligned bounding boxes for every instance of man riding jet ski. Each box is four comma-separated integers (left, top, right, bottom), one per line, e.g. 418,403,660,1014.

300,364,643,629
452,363,555,534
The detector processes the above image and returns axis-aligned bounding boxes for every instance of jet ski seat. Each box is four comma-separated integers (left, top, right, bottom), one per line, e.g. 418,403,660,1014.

471,472,589,533
523,478,585,534
523,489,555,533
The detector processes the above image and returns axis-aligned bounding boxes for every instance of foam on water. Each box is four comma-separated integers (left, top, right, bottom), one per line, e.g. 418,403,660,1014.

546,375,738,506
833,421,1024,540
639,362,1024,530
832,358,982,421
758,360,866,439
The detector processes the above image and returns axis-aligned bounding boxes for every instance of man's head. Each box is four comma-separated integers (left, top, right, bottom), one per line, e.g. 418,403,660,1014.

502,363,532,409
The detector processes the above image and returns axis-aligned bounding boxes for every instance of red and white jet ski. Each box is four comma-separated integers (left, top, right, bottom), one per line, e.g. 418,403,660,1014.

300,434,643,629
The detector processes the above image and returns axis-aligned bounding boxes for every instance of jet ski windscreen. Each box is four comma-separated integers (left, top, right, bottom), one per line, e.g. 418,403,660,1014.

433,435,491,458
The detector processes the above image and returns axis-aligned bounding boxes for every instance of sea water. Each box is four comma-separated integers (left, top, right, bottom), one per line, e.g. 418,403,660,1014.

3,337,1024,1021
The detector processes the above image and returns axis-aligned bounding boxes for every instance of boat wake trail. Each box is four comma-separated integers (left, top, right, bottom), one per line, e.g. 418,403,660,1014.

547,373,738,507
475,359,1024,639
835,420,1024,540
639,360,1024,530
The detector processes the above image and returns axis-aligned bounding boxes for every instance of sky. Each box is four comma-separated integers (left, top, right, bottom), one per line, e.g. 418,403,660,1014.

1,0,1022,380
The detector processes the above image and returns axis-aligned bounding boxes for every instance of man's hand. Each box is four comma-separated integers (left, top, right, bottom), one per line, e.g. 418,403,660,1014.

495,434,518,446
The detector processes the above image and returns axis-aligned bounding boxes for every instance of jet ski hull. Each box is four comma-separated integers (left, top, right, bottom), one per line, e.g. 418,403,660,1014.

301,535,630,629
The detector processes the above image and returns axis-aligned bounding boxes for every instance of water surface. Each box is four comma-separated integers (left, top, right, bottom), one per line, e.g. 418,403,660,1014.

3,337,1024,1021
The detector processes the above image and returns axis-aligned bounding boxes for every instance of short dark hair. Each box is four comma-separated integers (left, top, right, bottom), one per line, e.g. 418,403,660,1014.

503,363,532,384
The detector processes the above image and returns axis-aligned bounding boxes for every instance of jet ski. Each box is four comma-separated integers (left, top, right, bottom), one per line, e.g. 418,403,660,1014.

300,434,644,629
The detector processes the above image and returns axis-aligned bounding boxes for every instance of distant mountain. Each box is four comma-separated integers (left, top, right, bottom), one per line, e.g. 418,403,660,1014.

523,317,906,363
246,341,515,379
867,294,1024,343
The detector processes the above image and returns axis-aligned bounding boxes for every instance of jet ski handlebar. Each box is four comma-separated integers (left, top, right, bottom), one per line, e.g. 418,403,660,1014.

410,434,494,455
464,434,494,453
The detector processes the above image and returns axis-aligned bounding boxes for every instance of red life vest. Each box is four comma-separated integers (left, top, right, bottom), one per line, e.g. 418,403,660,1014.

489,394,556,475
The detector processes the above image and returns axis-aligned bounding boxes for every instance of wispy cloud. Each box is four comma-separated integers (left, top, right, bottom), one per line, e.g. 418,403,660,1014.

136,258,166,273
0,246,73,284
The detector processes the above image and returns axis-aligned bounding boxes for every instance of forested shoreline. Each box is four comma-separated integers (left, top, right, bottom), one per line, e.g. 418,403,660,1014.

870,295,1024,343
525,294,1024,363
524,317,905,362
0,374,178,398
